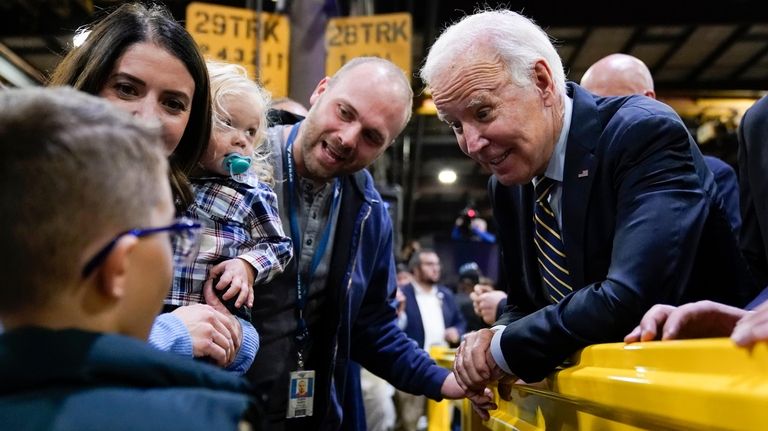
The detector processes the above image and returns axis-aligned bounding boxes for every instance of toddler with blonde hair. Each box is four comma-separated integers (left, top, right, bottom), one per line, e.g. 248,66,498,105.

166,61,292,327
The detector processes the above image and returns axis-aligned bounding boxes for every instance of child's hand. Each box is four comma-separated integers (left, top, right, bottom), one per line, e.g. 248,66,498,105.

208,258,255,308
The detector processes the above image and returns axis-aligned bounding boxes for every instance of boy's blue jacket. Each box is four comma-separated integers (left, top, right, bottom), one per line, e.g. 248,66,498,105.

0,327,259,431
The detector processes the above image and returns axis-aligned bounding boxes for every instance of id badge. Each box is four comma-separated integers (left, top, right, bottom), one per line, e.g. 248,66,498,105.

287,370,315,418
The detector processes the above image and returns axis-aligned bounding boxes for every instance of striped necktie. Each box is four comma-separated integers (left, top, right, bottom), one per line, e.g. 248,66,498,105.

533,176,573,303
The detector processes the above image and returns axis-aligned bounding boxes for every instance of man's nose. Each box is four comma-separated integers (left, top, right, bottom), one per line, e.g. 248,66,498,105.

464,124,488,155
338,123,362,150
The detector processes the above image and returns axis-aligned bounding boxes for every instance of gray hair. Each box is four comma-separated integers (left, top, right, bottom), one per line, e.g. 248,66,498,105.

420,10,566,95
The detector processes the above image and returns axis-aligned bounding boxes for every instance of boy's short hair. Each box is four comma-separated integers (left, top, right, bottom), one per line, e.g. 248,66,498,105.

0,87,167,313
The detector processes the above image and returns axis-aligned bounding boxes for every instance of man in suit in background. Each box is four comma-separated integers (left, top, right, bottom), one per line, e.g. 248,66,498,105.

401,250,466,351
738,95,768,294
397,249,466,431
581,53,742,235
624,93,768,344
419,9,756,418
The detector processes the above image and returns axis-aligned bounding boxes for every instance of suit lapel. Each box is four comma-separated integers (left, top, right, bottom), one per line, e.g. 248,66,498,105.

561,84,601,289
404,284,425,344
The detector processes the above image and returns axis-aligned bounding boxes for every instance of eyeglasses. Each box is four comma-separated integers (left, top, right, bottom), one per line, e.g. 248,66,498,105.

81,217,201,278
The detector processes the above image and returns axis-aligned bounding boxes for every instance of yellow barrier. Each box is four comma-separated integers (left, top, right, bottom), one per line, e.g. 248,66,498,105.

427,346,460,431
428,339,768,431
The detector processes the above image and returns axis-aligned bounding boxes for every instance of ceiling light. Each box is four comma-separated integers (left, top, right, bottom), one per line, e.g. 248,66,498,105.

438,169,457,184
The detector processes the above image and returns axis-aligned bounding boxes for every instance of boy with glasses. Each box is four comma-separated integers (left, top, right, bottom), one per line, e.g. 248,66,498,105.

0,87,260,430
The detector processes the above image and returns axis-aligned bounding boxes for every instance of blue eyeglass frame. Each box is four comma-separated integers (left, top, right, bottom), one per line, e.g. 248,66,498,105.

81,218,201,278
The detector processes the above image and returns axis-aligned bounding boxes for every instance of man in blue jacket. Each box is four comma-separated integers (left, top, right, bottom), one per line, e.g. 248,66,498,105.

420,9,756,420
247,57,478,431
0,88,260,430
398,249,466,430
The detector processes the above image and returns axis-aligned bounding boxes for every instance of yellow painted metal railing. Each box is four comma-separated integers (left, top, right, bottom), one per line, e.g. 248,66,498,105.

428,339,768,430
427,346,461,431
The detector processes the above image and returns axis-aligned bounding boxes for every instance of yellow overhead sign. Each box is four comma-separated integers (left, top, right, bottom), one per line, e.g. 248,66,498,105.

186,2,290,97
325,13,412,81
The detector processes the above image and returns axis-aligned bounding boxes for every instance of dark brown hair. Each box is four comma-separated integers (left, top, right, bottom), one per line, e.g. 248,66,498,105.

49,2,210,211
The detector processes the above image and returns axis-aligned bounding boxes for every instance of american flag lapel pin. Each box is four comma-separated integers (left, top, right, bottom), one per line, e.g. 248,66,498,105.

578,169,589,178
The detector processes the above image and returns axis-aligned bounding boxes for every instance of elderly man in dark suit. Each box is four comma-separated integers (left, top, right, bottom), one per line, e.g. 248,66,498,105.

419,9,756,418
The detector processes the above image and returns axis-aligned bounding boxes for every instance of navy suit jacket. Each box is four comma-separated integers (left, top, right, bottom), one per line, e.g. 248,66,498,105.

739,95,768,290
401,283,466,349
492,83,756,382
704,155,741,236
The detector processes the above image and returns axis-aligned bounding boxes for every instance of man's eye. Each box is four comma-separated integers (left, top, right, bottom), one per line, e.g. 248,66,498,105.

450,122,463,133
363,130,384,147
338,106,352,120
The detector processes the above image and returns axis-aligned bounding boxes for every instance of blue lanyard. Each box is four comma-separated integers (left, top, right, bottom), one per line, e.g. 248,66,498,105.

284,122,342,363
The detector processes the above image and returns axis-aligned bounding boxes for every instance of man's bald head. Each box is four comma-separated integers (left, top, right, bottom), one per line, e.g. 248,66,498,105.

329,56,413,128
580,53,655,99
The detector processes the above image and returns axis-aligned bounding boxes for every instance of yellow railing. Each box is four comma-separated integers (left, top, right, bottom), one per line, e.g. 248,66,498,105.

428,339,768,430
427,346,461,431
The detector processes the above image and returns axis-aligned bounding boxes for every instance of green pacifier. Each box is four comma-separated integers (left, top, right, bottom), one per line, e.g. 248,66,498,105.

223,153,252,175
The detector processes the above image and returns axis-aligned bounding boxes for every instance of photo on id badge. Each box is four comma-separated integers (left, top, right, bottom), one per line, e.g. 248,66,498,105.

288,370,315,418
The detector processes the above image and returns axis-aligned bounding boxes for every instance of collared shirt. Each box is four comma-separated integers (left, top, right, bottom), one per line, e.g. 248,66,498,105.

166,172,293,306
492,92,573,376
294,177,339,282
413,283,447,350
268,127,341,331
531,94,573,229
249,125,344,422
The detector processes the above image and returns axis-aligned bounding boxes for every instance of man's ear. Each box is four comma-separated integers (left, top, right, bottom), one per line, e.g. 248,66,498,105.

309,77,331,106
97,235,139,300
532,59,556,106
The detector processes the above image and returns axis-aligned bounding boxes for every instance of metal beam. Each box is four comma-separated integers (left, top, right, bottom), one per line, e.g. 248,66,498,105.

685,25,750,82
0,42,43,86
649,25,696,75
